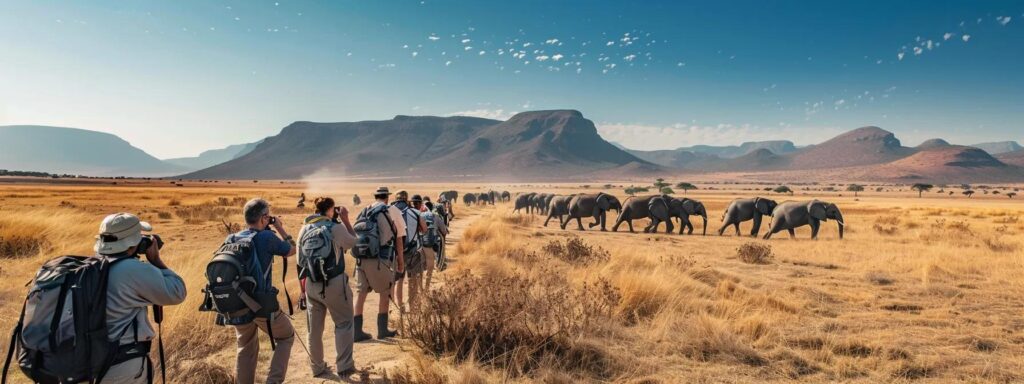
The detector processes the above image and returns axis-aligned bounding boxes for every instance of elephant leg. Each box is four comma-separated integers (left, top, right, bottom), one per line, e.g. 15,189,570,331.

628,220,635,233
543,214,551,227
612,216,623,232
686,220,694,235
787,228,796,239
717,221,729,236
645,218,657,233
763,219,782,240
665,217,674,234
809,219,820,240
599,211,608,231
733,222,741,236
560,215,568,230
576,217,585,231
750,215,762,237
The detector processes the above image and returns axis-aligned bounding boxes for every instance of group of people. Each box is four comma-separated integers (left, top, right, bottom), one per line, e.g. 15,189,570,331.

3,186,451,384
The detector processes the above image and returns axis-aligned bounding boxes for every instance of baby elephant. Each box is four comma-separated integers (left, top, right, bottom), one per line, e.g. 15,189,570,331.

764,200,844,240
718,197,777,237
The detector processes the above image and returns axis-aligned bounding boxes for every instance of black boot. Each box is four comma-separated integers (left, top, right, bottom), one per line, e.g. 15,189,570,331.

354,315,372,342
377,313,397,339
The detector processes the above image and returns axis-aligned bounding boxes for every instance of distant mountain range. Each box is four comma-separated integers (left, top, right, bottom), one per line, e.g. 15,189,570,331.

184,110,650,179
970,141,1023,155
164,140,262,170
0,125,188,177
2,115,1022,183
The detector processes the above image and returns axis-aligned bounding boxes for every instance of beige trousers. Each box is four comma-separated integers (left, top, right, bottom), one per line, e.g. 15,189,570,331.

232,311,295,384
306,274,355,375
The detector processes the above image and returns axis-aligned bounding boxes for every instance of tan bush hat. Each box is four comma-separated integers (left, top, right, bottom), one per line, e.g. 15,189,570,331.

94,213,152,254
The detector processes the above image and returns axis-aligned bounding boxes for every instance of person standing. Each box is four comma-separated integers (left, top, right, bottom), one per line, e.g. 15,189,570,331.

230,198,296,384
353,187,405,341
297,197,358,377
391,192,426,312
415,200,448,294
96,213,188,384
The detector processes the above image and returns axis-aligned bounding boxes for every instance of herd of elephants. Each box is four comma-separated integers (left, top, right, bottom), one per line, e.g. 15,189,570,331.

444,190,845,240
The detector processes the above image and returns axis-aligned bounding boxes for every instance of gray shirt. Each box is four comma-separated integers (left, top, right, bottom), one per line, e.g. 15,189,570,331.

104,256,187,345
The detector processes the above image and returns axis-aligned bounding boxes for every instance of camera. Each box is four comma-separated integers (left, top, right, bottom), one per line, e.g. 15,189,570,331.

136,234,164,254
268,216,277,225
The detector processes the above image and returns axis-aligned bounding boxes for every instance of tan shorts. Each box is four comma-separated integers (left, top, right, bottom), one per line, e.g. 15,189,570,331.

356,258,394,295
422,247,436,271
406,248,425,276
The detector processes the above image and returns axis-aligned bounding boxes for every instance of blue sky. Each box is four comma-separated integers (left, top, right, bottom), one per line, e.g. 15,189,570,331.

1,0,1022,158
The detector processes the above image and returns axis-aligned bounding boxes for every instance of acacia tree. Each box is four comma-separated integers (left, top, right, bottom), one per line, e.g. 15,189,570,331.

846,184,864,197
1007,192,1017,199
963,190,975,198
911,183,933,198
675,182,697,195
653,178,670,191
660,187,675,194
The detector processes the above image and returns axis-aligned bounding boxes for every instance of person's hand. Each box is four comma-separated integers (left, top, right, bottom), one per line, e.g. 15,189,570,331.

271,216,285,231
144,237,168,269
338,206,349,220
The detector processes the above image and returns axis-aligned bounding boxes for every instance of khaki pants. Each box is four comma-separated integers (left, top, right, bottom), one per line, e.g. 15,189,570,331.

102,357,148,384
422,247,437,290
356,258,394,296
233,311,295,384
306,274,354,375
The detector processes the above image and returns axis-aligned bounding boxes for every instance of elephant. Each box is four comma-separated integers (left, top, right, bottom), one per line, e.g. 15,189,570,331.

763,200,845,240
501,191,511,202
669,198,708,236
611,195,661,233
488,190,499,204
439,190,459,203
561,193,623,231
718,197,778,237
542,194,556,215
513,192,536,213
532,193,550,215
543,194,576,227
477,192,493,205
463,193,477,206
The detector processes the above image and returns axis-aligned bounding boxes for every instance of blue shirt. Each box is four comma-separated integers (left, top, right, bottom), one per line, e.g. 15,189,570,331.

225,228,291,291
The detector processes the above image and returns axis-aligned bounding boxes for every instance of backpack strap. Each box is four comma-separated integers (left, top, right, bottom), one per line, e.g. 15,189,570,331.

153,305,166,384
1,299,26,384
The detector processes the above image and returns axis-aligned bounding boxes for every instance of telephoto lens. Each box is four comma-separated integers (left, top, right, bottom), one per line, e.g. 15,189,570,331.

136,234,164,254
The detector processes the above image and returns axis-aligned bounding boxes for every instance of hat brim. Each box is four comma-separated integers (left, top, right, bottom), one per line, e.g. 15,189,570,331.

95,232,143,254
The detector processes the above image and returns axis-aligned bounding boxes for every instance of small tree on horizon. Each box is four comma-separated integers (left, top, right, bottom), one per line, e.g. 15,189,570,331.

911,183,933,198
846,184,864,197
660,187,675,194
653,178,670,191
1008,192,1017,199
675,182,697,195
963,190,975,198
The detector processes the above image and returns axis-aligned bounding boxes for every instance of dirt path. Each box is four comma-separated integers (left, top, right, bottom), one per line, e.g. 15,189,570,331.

274,206,484,383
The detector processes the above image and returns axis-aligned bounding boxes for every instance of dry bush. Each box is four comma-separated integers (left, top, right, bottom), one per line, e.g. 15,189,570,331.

865,271,894,285
402,269,621,379
541,236,610,266
736,242,773,264
167,198,182,206
174,205,236,224
872,215,900,235
994,215,1019,224
156,211,173,220
676,314,766,366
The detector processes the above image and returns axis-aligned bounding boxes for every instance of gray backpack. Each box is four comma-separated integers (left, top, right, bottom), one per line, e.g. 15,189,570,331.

297,215,343,283
352,204,394,260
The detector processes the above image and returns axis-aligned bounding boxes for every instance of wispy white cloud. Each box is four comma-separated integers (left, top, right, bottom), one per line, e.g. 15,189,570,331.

595,122,843,150
445,109,517,120
997,16,1012,25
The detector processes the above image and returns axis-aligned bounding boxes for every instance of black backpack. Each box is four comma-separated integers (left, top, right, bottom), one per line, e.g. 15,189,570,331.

199,231,288,349
2,255,165,384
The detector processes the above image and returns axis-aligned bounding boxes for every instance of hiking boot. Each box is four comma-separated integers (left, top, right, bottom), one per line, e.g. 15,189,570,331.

377,313,397,339
354,315,372,342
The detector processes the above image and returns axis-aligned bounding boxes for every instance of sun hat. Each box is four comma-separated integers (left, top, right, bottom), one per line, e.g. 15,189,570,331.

373,186,391,196
395,190,409,201
411,194,423,203
94,213,152,254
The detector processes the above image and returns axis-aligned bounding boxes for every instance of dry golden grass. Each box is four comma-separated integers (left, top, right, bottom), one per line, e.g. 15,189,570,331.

0,180,1023,383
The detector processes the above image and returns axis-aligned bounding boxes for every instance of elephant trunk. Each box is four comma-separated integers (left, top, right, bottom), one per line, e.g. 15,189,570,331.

702,214,707,236
838,221,844,239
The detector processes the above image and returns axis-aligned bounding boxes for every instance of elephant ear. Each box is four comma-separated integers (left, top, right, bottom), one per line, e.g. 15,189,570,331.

808,201,827,221
754,197,768,215
648,197,668,218
597,194,610,210
681,199,696,214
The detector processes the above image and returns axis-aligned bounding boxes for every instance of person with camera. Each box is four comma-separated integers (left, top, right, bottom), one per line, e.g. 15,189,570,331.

418,200,448,291
95,213,186,383
230,198,297,384
296,197,359,378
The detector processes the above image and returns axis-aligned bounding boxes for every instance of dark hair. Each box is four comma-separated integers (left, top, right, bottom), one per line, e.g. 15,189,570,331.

425,202,434,210
314,197,335,215
244,198,270,225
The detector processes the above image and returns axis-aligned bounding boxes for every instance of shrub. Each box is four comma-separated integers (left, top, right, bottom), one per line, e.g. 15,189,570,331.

736,242,773,264
402,270,620,378
167,198,182,206
541,236,611,266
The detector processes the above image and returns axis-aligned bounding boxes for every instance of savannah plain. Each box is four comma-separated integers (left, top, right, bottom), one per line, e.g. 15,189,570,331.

1,178,1023,383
